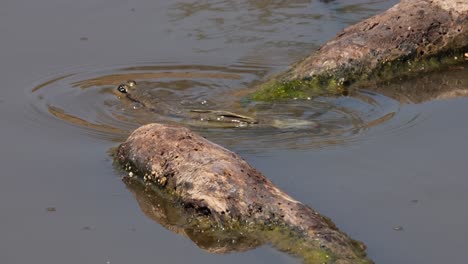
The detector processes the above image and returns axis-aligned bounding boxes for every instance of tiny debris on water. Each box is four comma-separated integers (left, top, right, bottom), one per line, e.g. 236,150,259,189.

79,37,88,41
46,207,56,212
393,226,404,231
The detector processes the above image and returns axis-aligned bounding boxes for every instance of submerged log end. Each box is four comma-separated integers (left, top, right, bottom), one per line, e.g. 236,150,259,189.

116,123,372,263
252,0,468,101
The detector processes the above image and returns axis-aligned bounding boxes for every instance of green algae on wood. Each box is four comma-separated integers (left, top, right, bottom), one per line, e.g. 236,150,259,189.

123,175,368,264
252,0,468,101
115,123,372,263
251,49,467,101
251,76,347,101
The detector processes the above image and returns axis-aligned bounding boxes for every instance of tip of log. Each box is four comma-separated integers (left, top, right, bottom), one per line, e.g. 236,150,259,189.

252,0,468,101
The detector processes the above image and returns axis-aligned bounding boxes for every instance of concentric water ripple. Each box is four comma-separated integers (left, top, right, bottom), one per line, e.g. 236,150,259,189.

28,62,411,152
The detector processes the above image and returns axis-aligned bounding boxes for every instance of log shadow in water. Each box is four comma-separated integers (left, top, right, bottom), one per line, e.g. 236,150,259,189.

123,177,369,264
364,63,468,104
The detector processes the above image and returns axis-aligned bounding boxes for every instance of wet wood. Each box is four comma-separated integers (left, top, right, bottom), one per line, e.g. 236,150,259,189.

116,123,371,263
288,0,467,80
253,0,468,100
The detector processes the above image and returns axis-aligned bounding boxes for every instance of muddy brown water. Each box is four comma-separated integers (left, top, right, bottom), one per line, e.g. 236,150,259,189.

1,0,468,263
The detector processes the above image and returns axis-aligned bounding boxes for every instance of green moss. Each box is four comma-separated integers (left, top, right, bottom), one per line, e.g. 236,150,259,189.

251,76,346,101
251,48,467,101
365,49,464,82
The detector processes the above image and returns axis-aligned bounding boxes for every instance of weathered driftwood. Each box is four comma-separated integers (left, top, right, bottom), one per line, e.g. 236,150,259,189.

116,123,371,264
252,0,468,101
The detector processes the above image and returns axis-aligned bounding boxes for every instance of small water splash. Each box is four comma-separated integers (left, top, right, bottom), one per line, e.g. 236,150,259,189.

27,61,408,151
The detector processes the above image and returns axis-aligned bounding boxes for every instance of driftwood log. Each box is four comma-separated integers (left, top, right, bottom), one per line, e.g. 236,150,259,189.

116,123,371,264
114,1,468,262
252,0,468,101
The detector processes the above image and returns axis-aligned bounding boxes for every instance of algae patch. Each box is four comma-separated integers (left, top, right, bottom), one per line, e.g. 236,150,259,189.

251,77,347,101
122,175,338,263
251,49,467,101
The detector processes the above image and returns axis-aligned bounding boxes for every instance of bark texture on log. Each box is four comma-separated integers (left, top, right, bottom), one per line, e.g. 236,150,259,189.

116,123,371,264
252,0,468,101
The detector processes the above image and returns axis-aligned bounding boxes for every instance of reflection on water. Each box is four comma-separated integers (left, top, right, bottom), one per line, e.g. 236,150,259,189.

124,177,366,264
124,177,263,254
367,63,468,104
29,62,401,152
169,0,394,41
170,0,322,44
48,106,127,136
167,0,397,63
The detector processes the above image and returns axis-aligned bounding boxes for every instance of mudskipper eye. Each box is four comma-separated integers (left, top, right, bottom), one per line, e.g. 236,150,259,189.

117,84,128,93
127,80,137,87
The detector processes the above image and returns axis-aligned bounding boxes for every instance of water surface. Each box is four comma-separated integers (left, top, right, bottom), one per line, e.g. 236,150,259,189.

1,0,468,263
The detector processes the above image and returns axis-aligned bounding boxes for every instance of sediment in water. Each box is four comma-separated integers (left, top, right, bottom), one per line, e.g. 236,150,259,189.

252,0,468,101
115,123,372,264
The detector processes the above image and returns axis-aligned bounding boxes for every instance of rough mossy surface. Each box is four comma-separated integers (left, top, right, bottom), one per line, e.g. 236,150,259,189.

252,0,468,101
251,76,347,101
251,48,467,101
367,49,466,83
